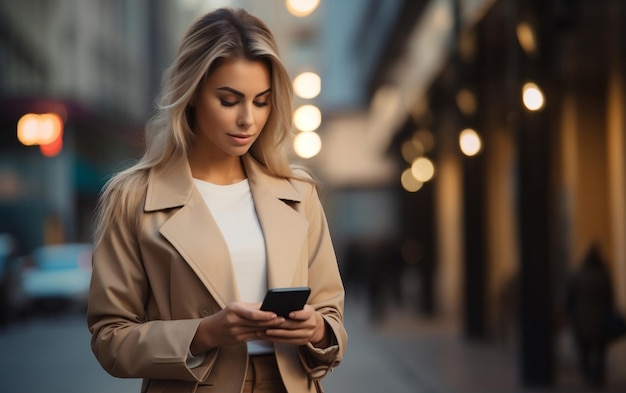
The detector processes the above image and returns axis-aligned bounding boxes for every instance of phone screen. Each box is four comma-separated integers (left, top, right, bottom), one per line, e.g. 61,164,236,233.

260,287,311,318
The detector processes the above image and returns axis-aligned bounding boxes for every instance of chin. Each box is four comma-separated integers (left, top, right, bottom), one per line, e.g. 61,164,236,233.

229,147,253,157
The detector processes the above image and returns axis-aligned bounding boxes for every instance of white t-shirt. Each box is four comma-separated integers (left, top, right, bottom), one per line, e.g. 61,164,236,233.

193,178,273,355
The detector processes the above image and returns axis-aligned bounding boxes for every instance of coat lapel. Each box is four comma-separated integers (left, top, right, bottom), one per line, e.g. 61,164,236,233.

243,156,308,289
144,153,308,308
145,154,238,308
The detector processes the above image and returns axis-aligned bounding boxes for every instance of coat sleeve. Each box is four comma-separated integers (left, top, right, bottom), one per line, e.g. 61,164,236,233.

87,208,217,382
294,180,348,380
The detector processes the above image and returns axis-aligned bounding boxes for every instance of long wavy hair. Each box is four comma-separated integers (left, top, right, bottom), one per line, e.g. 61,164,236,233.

93,8,296,246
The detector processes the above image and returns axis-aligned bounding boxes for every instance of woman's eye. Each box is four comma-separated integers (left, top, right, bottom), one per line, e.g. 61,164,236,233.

254,101,269,107
220,99,237,107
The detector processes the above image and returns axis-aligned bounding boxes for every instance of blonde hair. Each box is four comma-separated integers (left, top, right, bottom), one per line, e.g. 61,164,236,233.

93,8,296,246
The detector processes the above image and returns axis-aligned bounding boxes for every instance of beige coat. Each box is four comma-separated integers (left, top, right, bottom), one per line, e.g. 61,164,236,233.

87,154,346,393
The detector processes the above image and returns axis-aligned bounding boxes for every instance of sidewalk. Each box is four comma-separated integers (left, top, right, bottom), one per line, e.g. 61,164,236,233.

323,297,626,393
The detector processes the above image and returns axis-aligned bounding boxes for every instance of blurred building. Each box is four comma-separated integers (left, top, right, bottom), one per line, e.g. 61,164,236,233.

0,0,197,252
350,0,626,388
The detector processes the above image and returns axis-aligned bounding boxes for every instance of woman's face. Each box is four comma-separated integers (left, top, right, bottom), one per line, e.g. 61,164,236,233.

192,58,272,159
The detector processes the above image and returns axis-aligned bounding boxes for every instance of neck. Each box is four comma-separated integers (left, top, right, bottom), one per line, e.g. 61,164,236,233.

188,153,246,185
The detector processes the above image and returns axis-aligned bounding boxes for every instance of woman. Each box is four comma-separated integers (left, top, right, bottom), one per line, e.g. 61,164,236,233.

87,8,346,393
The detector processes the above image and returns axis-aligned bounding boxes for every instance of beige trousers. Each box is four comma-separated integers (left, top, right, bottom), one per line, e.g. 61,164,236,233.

242,354,287,393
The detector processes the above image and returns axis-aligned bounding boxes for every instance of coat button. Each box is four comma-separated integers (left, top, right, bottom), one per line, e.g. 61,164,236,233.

200,306,211,317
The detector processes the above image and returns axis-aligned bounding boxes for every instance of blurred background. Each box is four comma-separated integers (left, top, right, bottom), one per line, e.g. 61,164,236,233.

1,0,625,392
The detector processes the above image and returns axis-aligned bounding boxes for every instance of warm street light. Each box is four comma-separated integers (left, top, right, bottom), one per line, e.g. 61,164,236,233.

40,135,63,157
294,104,321,132
17,113,63,146
401,168,423,192
293,131,321,158
286,0,320,17
522,82,545,111
459,128,482,156
456,88,477,116
293,71,321,99
516,22,537,55
17,113,64,157
411,157,435,182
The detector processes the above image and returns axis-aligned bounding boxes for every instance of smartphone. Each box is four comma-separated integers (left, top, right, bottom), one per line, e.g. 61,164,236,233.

260,286,311,318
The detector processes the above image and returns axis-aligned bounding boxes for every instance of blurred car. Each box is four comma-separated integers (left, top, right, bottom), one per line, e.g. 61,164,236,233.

0,233,27,324
21,243,93,310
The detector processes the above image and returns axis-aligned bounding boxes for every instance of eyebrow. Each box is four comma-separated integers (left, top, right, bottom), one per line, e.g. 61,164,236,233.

216,86,272,98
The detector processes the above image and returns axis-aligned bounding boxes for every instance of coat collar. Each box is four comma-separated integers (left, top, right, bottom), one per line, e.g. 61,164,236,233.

144,153,307,308
144,153,302,211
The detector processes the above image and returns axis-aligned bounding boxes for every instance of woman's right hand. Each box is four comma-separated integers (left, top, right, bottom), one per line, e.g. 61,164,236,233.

190,302,284,355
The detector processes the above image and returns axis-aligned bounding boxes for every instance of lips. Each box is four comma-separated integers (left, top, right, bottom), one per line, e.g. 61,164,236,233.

228,133,254,145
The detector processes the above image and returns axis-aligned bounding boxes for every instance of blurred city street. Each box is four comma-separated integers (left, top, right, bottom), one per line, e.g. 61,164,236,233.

1,298,625,393
2,1,626,392
0,308,140,393
327,296,626,393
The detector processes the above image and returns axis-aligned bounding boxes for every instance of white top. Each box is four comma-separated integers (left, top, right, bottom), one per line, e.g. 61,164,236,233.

193,178,273,355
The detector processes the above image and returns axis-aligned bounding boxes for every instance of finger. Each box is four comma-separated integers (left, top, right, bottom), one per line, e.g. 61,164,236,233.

234,307,282,322
262,327,312,338
234,315,280,327
258,330,311,344
287,308,314,321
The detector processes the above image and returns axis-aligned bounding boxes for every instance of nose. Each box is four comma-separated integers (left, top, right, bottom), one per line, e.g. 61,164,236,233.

237,104,253,128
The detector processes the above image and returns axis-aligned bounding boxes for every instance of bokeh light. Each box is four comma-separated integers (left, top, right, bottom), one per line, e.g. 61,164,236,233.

459,128,482,156
17,113,63,146
294,104,322,132
293,131,322,159
286,0,320,17
516,22,537,55
413,129,435,152
522,82,545,111
456,88,477,116
401,138,425,164
411,157,435,182
401,168,424,192
293,72,321,99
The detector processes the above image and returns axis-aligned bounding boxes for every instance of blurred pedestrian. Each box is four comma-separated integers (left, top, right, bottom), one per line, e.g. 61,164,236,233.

364,237,405,323
363,238,387,322
566,245,614,388
87,8,346,393
342,239,366,297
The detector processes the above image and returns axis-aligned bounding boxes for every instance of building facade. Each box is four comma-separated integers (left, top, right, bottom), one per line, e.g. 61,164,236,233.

0,0,191,251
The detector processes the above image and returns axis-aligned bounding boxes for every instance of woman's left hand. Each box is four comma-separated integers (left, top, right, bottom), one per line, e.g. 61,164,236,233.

257,305,329,347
